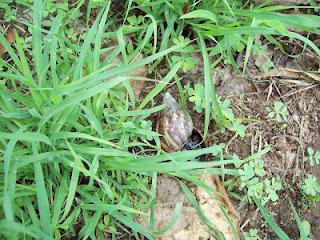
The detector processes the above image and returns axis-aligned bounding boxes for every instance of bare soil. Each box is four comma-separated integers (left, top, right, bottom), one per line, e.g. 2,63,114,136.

194,44,319,239
218,45,320,240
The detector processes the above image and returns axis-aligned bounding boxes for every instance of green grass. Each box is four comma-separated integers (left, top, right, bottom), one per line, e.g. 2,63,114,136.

1,0,320,239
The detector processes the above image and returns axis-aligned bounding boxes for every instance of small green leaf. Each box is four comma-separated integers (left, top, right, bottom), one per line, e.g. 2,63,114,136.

307,147,314,156
180,9,218,23
301,220,311,237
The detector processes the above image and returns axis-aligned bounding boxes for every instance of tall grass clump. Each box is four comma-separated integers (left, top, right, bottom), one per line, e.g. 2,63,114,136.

0,0,240,239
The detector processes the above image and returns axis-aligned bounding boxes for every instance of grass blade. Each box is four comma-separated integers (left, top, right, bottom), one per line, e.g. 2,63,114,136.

32,143,52,237
180,9,218,23
289,200,308,240
3,138,18,222
93,1,111,71
0,220,51,240
60,141,81,221
138,61,182,110
110,211,154,239
0,132,52,145
254,198,290,240
32,0,43,86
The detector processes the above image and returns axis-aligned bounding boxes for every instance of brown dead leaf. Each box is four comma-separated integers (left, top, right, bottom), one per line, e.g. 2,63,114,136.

0,31,16,57
254,0,309,5
256,67,320,83
284,68,320,82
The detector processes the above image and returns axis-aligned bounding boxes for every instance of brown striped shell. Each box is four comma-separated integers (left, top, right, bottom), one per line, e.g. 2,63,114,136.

157,93,193,152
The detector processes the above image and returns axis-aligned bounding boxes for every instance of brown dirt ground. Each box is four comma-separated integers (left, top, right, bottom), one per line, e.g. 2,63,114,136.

215,43,320,239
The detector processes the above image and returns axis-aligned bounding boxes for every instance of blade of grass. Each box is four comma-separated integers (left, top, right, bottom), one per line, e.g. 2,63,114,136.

149,173,157,232
138,61,182,110
221,0,235,16
60,141,81,221
180,9,218,23
73,14,100,81
16,33,44,108
198,32,223,136
146,14,158,55
62,156,114,201
3,137,18,221
32,143,51,237
81,203,145,214
51,175,67,227
254,197,290,240
24,197,41,227
0,132,52,145
0,31,22,70
149,26,171,71
243,17,258,74
122,0,133,25
106,158,237,173
80,104,104,138
93,1,111,71
288,31,320,56
130,23,155,59
129,144,224,164
0,220,51,240
48,14,62,88
51,132,118,148
32,0,43,87
289,200,308,240
112,104,165,117
80,210,103,240
16,151,68,168
110,211,154,240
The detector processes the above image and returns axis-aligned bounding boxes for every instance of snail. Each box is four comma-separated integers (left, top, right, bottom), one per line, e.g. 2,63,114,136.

157,93,193,152
157,92,207,161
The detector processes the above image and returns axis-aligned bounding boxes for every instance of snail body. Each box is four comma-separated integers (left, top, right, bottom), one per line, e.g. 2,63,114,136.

157,93,193,152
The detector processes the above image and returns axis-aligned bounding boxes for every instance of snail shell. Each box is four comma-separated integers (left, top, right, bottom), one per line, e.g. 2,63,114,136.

157,93,193,152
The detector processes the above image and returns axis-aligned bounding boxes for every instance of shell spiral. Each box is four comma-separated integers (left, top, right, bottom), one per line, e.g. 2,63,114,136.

157,93,193,152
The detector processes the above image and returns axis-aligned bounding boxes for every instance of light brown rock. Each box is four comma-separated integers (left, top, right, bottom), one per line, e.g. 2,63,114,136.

139,175,240,240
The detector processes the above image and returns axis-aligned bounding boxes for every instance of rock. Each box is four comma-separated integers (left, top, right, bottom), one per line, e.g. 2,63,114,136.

274,136,297,170
139,175,240,240
215,66,252,97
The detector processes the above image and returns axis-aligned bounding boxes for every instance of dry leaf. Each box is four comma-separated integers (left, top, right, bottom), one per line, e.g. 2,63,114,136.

282,68,320,82
256,67,320,83
0,31,16,57
254,0,309,5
